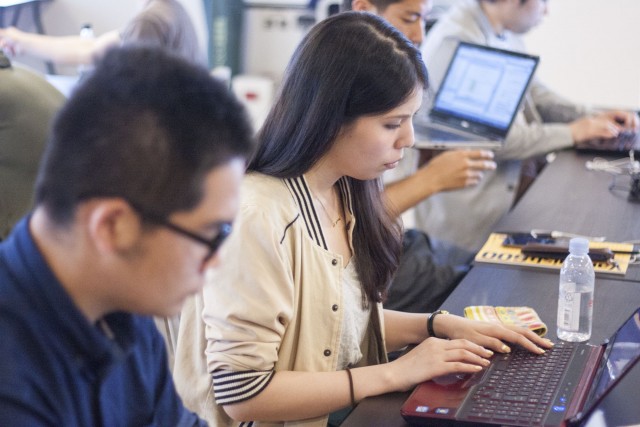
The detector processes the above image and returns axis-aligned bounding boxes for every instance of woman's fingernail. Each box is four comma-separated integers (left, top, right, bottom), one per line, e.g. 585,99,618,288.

501,345,511,353
485,349,494,356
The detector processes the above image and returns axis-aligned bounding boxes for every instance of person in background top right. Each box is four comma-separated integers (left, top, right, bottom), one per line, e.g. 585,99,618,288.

416,0,639,262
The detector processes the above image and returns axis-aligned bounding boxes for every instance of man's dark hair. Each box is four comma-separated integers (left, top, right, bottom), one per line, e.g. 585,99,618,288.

35,45,254,225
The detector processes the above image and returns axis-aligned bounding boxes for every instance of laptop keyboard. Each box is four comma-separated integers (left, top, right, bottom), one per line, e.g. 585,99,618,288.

466,341,577,425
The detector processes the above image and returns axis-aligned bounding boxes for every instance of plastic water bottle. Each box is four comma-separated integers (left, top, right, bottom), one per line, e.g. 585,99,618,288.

557,238,594,342
77,23,94,78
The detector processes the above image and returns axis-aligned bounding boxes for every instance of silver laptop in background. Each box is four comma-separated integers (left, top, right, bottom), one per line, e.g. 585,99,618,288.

414,42,539,150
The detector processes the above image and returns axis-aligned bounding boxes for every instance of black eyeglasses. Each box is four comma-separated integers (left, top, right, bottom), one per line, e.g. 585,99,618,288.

131,204,232,263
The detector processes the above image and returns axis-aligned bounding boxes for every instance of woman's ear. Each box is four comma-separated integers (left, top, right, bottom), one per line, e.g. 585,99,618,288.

86,199,142,255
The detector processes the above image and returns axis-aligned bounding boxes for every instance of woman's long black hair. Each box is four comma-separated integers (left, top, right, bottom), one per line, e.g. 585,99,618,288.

248,11,429,305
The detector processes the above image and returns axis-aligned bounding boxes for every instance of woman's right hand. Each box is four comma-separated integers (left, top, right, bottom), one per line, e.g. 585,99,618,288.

389,337,493,391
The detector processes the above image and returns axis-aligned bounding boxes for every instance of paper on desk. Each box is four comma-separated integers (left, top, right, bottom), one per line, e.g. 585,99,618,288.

475,233,633,276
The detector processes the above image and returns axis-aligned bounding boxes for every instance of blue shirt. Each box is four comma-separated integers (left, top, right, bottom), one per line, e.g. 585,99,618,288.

0,217,207,426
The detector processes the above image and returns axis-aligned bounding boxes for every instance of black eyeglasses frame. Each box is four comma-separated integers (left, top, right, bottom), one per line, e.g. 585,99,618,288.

130,203,232,263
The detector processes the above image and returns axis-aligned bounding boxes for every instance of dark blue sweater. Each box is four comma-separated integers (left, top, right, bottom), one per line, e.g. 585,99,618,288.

0,217,207,426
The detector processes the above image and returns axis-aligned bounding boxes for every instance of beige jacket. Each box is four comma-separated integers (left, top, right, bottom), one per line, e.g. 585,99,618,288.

174,173,388,427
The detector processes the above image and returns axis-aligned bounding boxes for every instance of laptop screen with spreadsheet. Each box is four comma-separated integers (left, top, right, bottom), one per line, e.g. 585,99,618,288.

429,42,539,135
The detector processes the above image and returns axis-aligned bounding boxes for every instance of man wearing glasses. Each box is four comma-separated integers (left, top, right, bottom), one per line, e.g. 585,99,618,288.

0,46,254,425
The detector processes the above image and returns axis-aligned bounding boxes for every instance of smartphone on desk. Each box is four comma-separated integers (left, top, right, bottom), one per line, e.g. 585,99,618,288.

502,233,556,248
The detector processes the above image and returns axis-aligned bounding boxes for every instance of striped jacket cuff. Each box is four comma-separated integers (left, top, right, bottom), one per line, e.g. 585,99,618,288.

212,370,275,405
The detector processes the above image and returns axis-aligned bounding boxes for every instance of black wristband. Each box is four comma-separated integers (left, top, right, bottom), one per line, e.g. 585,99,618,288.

427,310,448,338
345,368,356,407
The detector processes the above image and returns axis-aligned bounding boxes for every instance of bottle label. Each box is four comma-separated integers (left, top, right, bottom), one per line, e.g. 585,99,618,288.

558,291,581,331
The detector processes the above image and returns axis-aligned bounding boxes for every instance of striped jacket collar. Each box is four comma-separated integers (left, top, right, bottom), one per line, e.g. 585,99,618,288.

284,176,354,251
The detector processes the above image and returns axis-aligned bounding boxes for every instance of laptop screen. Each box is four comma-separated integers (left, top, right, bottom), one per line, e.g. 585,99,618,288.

430,42,539,133
584,308,640,408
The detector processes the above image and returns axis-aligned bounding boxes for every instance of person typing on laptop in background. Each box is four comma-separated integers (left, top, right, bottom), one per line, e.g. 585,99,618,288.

415,0,639,261
343,0,497,314
0,0,205,68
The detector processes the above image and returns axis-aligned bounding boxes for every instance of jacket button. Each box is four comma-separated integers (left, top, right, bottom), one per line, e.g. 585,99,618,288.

331,259,338,266
332,304,339,312
324,349,332,357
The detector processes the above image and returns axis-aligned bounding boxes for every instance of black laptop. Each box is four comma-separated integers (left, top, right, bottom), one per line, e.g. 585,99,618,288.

413,42,539,150
575,130,640,155
401,306,640,426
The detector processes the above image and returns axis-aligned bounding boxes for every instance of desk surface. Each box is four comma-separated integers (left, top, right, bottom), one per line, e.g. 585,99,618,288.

497,150,640,279
342,150,640,426
499,150,640,240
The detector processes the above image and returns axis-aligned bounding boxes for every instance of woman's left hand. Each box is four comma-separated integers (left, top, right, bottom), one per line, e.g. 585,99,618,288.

434,314,554,355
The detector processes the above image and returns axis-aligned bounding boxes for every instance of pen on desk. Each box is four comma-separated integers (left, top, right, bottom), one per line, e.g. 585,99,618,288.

597,243,640,256
610,248,640,255
530,229,606,242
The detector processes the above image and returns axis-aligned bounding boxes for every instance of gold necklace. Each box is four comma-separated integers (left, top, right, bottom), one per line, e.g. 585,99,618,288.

315,194,342,228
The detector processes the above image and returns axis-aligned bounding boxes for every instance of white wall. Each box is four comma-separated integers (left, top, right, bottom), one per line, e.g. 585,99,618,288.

524,0,640,110
430,0,640,110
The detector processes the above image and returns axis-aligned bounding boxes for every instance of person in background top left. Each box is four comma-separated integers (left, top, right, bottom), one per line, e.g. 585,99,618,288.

0,0,205,67
0,45,254,426
0,49,64,239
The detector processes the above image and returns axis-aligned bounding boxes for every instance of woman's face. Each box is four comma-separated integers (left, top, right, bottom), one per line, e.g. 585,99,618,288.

326,87,423,181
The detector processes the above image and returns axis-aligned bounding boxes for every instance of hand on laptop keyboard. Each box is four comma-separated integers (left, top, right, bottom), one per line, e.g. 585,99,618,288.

387,313,554,392
436,314,554,356
571,110,639,143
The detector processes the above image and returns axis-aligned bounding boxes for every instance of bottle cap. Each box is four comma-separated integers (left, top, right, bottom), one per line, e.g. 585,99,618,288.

569,237,589,255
